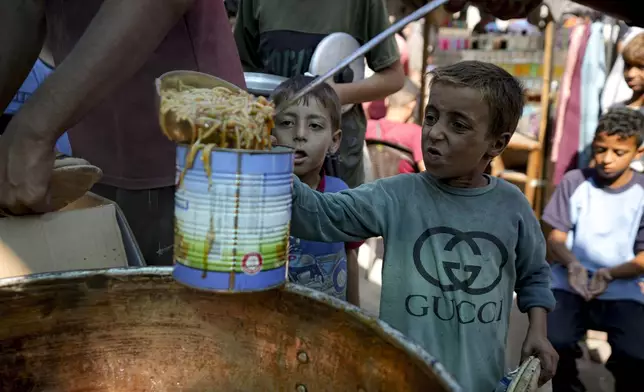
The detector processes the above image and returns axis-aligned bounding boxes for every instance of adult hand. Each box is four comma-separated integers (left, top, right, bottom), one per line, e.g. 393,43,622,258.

567,261,592,301
0,118,55,215
588,268,612,298
445,0,543,20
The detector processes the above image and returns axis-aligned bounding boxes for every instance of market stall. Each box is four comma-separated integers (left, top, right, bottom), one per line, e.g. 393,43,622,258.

429,9,564,214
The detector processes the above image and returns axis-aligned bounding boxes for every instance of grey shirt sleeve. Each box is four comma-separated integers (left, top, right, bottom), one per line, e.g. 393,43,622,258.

290,175,393,243
515,209,556,312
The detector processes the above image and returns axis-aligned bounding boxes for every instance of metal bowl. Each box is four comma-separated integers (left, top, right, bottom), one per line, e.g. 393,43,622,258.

0,268,461,392
155,70,244,144
244,72,287,97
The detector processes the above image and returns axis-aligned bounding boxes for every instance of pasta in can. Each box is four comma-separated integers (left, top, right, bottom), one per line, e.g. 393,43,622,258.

156,70,294,292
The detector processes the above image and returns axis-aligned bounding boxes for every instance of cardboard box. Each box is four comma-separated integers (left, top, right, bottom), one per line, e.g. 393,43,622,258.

0,193,145,279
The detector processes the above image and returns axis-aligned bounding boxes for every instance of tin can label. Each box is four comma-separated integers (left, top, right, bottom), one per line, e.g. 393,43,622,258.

241,252,263,275
172,145,294,292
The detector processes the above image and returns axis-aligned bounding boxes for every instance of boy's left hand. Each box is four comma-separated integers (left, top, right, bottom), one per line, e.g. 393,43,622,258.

521,329,558,386
588,268,612,298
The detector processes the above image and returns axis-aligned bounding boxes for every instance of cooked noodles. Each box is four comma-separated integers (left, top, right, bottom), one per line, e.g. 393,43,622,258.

160,85,274,150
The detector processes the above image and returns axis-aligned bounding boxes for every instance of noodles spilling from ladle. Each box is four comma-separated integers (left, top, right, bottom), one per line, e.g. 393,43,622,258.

160,84,274,149
159,83,275,186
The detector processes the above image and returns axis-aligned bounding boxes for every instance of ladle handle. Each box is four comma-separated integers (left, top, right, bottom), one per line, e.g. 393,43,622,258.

274,0,449,114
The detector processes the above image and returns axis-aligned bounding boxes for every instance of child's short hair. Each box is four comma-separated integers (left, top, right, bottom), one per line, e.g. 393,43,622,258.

428,61,525,138
596,107,644,146
623,33,644,65
270,75,341,131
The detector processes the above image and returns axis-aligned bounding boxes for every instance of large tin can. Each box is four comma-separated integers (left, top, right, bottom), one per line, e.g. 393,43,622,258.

173,144,294,291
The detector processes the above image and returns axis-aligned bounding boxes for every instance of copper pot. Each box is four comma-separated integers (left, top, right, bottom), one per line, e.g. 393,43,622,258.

0,268,460,391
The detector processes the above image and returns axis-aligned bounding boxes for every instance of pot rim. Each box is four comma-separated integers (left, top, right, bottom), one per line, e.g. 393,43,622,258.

0,267,462,391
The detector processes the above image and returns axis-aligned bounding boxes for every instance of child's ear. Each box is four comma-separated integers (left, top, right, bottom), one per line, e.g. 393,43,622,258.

329,128,342,155
486,131,512,159
636,144,644,161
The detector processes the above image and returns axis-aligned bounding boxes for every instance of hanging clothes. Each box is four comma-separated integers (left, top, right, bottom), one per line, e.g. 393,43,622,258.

601,27,644,113
577,22,606,168
551,24,589,163
552,24,591,185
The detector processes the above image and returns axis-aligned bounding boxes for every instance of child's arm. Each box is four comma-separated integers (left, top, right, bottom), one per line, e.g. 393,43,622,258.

515,212,558,386
542,170,590,299
589,226,644,296
522,307,558,386
330,0,404,105
515,213,555,314
290,175,391,244
546,229,590,300
605,252,644,278
233,0,263,72
345,245,360,307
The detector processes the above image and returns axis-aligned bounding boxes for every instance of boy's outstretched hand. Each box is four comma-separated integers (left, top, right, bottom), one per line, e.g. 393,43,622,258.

522,307,558,386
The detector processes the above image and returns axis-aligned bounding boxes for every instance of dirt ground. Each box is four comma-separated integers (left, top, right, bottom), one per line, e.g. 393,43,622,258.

357,238,614,392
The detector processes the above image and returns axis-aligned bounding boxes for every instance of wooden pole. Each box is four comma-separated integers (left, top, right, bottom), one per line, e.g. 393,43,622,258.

418,14,432,125
524,20,554,217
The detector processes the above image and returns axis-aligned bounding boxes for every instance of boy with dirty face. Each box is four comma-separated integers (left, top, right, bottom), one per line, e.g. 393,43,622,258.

288,61,557,391
271,75,362,306
544,107,644,392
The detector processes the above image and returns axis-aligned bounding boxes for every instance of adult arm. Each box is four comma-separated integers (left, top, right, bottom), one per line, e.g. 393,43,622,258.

0,0,199,211
11,0,199,140
331,0,404,105
333,62,405,106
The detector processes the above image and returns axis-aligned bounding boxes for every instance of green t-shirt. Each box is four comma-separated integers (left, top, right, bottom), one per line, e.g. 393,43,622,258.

290,173,556,392
234,0,400,188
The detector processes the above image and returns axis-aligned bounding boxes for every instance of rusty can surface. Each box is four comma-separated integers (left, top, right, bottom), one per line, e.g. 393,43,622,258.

0,268,462,391
173,144,294,292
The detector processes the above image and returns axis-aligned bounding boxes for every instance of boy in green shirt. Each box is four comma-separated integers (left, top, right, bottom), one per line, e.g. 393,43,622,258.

287,61,558,391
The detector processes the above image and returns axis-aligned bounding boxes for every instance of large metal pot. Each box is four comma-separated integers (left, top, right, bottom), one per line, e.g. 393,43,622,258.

0,268,461,391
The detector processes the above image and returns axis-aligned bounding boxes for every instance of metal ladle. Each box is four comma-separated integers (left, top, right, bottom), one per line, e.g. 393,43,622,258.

274,0,449,115
156,0,448,141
